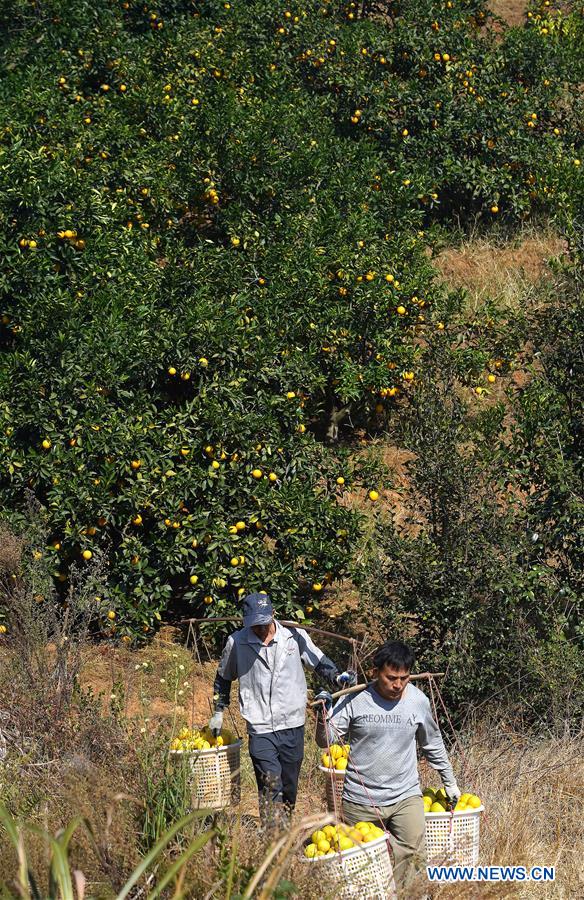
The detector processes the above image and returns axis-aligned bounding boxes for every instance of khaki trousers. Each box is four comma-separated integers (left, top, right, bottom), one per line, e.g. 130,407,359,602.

343,795,426,897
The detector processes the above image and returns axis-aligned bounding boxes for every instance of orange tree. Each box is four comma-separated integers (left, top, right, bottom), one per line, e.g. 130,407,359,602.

0,0,582,640
291,0,583,221
503,229,584,642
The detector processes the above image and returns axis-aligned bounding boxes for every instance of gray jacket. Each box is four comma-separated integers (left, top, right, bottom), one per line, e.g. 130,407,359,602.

214,620,339,734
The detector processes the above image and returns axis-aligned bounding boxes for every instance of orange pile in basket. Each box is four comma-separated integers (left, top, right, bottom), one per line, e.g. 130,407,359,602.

304,821,385,858
320,742,350,771
170,726,237,751
423,786,482,813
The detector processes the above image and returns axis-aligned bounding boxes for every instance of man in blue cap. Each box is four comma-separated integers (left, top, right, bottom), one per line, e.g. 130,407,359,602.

208,592,356,825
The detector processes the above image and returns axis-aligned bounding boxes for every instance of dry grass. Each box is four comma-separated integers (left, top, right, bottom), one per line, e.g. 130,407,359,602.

434,228,566,318
1,605,582,896
0,525,23,574
2,511,582,896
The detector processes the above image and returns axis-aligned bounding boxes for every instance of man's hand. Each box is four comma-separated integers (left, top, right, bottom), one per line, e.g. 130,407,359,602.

314,689,334,714
208,710,224,737
444,782,461,804
335,669,358,688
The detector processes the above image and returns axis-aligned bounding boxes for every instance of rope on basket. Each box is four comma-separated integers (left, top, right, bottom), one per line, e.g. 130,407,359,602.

427,675,480,847
428,674,471,788
314,698,343,824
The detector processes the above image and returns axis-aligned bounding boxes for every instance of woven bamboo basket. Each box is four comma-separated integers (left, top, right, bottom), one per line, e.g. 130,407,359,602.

302,833,396,900
425,806,484,866
171,740,242,810
319,764,346,817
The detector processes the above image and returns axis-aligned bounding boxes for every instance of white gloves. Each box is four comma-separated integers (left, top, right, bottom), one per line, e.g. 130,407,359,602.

335,669,358,688
209,710,224,737
314,689,334,713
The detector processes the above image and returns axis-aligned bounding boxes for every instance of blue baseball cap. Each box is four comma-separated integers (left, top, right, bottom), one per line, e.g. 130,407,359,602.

243,593,273,627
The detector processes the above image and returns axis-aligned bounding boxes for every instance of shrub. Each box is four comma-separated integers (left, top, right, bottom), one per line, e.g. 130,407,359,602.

354,313,584,722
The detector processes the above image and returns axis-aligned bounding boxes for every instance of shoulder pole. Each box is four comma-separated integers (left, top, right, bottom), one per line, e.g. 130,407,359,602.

308,673,445,707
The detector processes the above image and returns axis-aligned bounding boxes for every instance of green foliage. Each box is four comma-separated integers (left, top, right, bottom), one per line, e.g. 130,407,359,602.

0,802,213,899
294,0,583,221
354,260,584,722
139,744,193,854
504,238,584,639
0,0,582,640
354,339,527,702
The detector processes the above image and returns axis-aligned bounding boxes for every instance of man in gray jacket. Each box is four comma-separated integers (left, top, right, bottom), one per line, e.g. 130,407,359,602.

315,640,460,895
209,592,355,825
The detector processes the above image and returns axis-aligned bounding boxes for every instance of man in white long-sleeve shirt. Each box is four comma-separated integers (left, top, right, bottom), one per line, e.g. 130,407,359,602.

316,640,460,895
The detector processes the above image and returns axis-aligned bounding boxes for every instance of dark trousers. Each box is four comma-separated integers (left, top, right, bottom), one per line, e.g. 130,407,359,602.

248,726,304,824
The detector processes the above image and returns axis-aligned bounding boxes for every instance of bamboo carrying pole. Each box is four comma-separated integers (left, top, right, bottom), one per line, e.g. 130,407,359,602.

308,674,445,707
183,616,444,681
180,615,359,646
182,616,445,706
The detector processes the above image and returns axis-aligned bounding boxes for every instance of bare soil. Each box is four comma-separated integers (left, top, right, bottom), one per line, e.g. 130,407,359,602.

489,0,529,28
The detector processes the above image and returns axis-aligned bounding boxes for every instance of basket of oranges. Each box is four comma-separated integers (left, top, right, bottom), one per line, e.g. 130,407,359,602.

423,786,484,866
319,743,350,815
302,821,395,899
170,727,242,810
